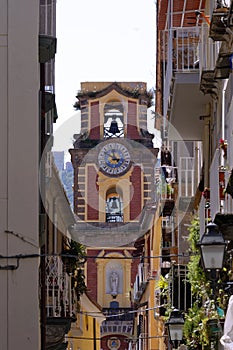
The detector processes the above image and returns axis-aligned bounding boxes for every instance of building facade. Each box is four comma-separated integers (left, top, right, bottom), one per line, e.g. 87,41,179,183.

155,0,233,349
0,1,40,349
0,1,79,349
69,81,159,350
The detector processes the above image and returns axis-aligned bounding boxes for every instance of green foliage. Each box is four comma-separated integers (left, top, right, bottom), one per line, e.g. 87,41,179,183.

157,274,169,291
183,302,219,349
183,216,224,348
62,239,87,300
186,216,208,297
187,216,200,253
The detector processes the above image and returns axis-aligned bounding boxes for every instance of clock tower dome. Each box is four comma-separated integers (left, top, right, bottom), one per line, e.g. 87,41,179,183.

69,82,158,350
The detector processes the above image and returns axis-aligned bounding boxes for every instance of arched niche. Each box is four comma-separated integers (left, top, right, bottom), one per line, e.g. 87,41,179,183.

106,186,123,222
103,100,124,138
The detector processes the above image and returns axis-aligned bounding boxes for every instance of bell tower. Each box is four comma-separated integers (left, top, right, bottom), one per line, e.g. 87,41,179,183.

69,82,158,350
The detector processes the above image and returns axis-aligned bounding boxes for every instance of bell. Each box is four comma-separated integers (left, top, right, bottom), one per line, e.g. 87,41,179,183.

109,120,120,135
111,197,118,209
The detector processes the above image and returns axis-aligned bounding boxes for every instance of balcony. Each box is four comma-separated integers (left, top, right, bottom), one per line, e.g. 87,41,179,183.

133,263,149,302
45,256,77,318
102,307,134,322
214,37,233,79
162,27,211,141
155,166,177,216
205,4,233,80
178,159,196,213
209,6,229,41
101,320,133,336
138,333,148,350
200,70,219,98
45,256,77,350
209,149,233,217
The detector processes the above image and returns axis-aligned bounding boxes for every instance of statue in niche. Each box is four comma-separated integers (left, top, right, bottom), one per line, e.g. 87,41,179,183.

110,271,119,296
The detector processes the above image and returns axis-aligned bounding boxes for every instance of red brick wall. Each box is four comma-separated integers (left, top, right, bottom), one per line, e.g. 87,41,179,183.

127,100,140,139
87,166,99,220
130,166,142,220
86,249,99,302
89,101,100,139
86,248,138,304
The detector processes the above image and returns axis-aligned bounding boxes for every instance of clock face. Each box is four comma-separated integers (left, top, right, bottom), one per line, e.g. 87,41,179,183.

98,142,131,176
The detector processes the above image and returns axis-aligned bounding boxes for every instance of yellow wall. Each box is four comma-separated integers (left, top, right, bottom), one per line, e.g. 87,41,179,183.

96,251,132,308
150,215,166,350
68,294,105,350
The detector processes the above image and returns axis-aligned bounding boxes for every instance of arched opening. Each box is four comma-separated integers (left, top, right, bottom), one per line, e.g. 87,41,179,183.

106,187,123,222
103,101,124,138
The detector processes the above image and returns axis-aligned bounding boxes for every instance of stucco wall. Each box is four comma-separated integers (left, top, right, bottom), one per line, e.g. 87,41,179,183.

0,1,40,349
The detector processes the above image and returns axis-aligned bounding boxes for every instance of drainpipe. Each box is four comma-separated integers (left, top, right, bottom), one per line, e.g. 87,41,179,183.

93,318,97,350
202,104,211,189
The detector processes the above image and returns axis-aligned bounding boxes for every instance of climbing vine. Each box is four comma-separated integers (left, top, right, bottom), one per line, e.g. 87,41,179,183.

183,216,226,349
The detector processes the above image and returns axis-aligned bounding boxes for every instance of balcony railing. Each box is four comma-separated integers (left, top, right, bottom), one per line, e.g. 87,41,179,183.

209,149,233,218
100,320,133,335
45,256,77,318
102,308,134,322
133,263,149,301
162,27,200,117
209,5,229,41
138,333,148,350
179,157,195,198
155,166,177,201
199,24,221,73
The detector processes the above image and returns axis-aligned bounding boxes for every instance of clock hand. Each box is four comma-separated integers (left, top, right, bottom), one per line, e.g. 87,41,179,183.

111,150,120,162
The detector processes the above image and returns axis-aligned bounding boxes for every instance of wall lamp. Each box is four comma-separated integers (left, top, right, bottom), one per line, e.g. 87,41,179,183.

166,309,184,349
198,222,226,271
197,222,227,296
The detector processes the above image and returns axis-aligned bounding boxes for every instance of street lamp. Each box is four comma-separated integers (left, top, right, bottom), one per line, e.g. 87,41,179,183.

198,222,227,299
166,309,184,349
198,222,226,271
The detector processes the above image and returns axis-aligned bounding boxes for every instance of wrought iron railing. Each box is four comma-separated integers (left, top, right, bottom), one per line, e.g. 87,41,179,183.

102,308,134,322
45,256,77,318
133,263,149,301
